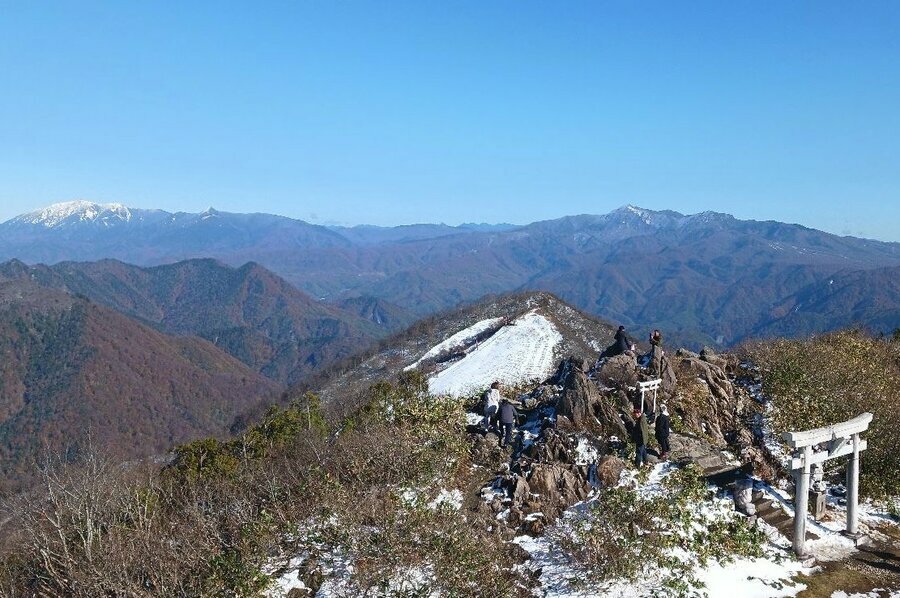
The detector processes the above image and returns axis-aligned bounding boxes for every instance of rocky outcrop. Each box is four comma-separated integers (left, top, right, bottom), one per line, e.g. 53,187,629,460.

648,344,678,396
596,353,640,389
669,347,754,447
594,455,626,487
555,357,629,438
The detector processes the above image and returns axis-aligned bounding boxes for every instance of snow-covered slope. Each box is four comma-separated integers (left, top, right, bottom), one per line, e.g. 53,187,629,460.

404,316,503,371
426,311,563,397
11,200,134,228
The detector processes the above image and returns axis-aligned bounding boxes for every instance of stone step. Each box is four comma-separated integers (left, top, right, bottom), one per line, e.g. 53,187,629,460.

704,463,754,487
755,503,784,520
764,511,794,528
772,517,819,541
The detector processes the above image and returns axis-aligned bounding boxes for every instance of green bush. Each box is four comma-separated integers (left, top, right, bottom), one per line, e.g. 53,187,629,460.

552,464,764,596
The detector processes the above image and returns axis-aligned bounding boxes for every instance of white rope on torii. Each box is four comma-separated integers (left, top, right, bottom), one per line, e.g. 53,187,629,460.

781,412,872,557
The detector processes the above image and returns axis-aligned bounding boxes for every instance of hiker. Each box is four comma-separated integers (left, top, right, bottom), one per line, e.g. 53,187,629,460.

614,325,631,355
649,329,662,347
655,404,671,461
602,325,632,358
482,381,501,432
499,397,518,448
631,407,650,467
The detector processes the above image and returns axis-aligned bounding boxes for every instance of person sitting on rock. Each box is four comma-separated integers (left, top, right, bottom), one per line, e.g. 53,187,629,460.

499,397,519,448
655,404,671,461
482,381,501,432
602,325,632,358
631,407,650,467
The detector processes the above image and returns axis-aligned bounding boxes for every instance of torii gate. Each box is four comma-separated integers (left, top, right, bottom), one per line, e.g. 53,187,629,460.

638,378,662,414
781,412,872,557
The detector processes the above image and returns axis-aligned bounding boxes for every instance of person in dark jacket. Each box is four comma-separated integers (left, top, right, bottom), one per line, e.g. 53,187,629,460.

649,329,662,347
655,405,671,460
601,325,632,358
499,398,518,448
631,407,650,467
614,325,631,355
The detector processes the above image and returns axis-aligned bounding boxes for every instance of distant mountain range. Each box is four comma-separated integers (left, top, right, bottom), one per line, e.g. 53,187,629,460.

3,201,900,347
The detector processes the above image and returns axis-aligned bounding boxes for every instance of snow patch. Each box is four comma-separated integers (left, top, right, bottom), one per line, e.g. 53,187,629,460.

427,311,562,397
405,317,503,371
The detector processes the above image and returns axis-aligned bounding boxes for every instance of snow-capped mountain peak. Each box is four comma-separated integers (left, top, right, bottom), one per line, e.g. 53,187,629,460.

14,200,133,228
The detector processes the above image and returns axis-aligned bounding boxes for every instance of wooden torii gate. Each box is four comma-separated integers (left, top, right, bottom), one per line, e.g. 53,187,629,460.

781,412,872,557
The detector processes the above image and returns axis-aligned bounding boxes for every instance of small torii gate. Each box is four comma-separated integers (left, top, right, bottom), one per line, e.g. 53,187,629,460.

638,378,662,414
781,412,872,557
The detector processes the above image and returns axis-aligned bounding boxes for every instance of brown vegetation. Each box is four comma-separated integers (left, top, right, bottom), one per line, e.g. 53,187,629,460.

0,283,280,494
0,372,525,596
743,330,900,498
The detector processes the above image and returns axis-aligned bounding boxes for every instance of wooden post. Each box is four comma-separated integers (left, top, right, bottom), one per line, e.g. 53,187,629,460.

846,433,861,536
793,445,812,557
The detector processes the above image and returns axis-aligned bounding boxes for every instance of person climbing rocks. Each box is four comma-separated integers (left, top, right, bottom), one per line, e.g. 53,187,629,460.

499,397,519,448
655,404,671,461
649,329,662,347
482,381,501,432
631,407,650,467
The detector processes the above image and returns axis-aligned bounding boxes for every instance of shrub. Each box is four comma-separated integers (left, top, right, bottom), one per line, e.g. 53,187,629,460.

744,330,900,498
0,371,515,595
551,464,764,596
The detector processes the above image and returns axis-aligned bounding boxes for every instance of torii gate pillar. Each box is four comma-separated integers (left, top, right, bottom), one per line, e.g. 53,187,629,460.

846,433,861,536
782,413,872,557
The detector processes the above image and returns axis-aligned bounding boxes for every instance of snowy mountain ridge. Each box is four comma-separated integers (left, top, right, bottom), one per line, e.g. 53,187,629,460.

12,200,134,228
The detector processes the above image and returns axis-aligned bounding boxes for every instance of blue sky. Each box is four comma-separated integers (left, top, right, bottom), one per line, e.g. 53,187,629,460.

1,2,899,239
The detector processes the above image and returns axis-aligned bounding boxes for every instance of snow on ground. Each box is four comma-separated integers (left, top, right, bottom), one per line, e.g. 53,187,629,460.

832,592,900,598
404,317,504,371
573,437,599,466
515,462,815,598
428,311,563,397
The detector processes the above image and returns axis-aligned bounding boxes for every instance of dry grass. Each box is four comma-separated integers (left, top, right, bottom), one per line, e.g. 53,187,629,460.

743,330,900,498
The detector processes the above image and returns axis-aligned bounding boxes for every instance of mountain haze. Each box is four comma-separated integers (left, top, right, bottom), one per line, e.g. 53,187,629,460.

1,258,387,385
3,202,900,347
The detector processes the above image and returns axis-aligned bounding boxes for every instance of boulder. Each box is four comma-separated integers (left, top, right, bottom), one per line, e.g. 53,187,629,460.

524,428,574,464
671,350,750,445
556,359,599,425
509,475,530,504
648,344,678,396
526,463,590,516
596,353,640,389
594,455,626,487
522,515,546,536
555,357,628,437
700,346,728,370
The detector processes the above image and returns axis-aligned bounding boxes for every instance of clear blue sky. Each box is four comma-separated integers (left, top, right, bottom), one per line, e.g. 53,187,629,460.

1,2,899,239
